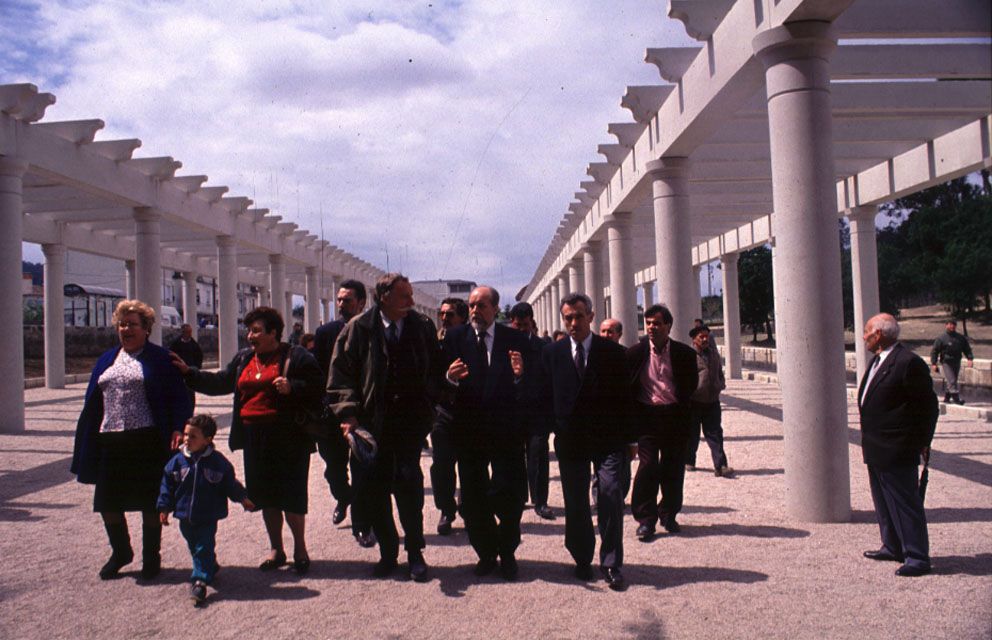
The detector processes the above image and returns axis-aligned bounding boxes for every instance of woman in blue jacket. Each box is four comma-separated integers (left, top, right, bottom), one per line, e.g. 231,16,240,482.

71,299,193,580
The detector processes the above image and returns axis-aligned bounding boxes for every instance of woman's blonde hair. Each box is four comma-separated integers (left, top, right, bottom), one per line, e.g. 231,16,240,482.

112,299,156,331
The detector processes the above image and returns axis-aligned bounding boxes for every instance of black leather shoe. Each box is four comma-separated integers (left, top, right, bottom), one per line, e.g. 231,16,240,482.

190,580,207,606
408,552,429,582
355,529,377,548
259,550,287,571
534,505,556,520
140,556,161,580
473,557,498,577
636,524,655,541
500,555,519,581
575,563,594,581
663,518,681,534
863,549,903,562
292,556,311,575
895,564,931,577
601,567,627,591
372,557,398,577
99,551,134,580
332,502,348,525
437,513,455,536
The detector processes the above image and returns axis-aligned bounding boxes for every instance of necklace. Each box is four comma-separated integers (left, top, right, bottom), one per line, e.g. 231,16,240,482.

252,352,271,380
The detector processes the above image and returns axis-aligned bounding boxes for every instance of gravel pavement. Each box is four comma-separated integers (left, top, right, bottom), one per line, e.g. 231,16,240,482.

1,378,989,639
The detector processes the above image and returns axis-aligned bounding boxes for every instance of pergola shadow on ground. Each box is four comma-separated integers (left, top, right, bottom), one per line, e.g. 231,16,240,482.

2,377,989,639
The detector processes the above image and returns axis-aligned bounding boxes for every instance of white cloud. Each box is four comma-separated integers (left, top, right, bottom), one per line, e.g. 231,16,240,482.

15,0,694,297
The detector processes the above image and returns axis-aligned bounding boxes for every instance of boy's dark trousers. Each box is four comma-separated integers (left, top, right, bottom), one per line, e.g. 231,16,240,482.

179,520,218,583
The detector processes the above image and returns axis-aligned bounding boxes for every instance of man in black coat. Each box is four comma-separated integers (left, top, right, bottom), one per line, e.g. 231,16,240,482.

169,323,203,410
442,286,528,580
508,301,556,521
327,274,440,582
627,304,698,540
312,279,372,545
542,293,631,591
859,313,938,577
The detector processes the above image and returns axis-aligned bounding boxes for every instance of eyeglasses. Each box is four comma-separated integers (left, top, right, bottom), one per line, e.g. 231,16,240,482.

118,321,143,330
439,310,456,317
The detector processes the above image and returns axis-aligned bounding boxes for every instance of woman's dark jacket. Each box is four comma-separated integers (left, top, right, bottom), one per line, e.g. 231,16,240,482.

71,342,193,484
184,344,323,452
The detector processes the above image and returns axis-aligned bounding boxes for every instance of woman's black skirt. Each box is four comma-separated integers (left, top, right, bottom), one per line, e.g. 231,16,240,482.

242,420,311,514
93,427,168,513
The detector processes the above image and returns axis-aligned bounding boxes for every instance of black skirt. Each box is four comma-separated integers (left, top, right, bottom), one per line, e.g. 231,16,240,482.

242,420,311,514
93,427,168,513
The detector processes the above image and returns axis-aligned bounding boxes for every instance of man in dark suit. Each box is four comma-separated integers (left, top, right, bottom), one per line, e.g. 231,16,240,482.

627,304,698,540
508,301,555,521
542,293,631,591
327,274,440,581
859,313,938,577
442,286,527,580
312,279,374,546
430,296,468,535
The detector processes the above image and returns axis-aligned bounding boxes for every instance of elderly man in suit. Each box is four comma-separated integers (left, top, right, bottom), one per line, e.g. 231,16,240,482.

859,313,938,577
442,286,528,580
627,304,698,540
542,293,631,590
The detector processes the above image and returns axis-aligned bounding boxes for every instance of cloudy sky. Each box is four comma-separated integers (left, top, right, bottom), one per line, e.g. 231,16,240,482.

5,0,694,299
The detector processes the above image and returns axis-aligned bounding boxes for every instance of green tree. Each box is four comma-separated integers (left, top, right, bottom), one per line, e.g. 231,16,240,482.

737,246,774,342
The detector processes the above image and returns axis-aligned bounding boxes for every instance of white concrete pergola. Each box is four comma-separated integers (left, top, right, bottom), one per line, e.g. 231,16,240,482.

1,85,441,433
521,0,991,522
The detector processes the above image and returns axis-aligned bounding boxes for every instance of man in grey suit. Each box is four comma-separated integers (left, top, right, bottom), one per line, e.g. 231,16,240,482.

859,313,938,577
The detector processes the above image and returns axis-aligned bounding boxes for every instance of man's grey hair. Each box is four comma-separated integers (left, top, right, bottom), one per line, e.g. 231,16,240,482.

560,292,593,313
869,313,900,340
472,285,500,307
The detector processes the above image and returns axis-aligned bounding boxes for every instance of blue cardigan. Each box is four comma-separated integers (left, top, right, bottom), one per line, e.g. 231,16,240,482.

71,341,193,484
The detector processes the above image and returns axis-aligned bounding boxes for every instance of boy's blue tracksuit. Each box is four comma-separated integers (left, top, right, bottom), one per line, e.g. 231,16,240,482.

157,445,247,583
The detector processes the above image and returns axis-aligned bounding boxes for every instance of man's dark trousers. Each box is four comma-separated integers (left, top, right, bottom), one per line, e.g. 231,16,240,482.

686,401,727,470
557,440,624,568
867,464,930,569
632,403,689,528
365,418,426,560
457,438,526,561
526,432,550,507
429,410,458,518
317,433,352,508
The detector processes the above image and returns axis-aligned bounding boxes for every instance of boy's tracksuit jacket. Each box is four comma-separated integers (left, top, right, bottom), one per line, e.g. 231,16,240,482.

157,445,246,522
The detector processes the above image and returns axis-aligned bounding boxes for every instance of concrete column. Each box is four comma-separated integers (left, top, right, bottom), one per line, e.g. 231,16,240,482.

321,298,331,325
133,208,163,345
305,267,320,332
691,265,703,324
582,242,603,320
606,213,637,347
124,260,136,299
849,205,880,382
642,281,654,309
256,284,268,308
567,261,582,297
0,158,27,431
557,273,569,301
721,252,742,379
549,280,561,332
646,157,695,342
268,255,285,313
182,271,198,339
216,236,238,365
755,21,849,522
285,290,295,328
42,241,66,389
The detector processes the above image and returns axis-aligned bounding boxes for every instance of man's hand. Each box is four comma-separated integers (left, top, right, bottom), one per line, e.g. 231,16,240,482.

932,364,940,373
159,512,170,526
242,498,256,511
966,359,974,368
170,352,190,375
170,430,182,451
447,358,470,382
340,416,359,436
509,350,523,378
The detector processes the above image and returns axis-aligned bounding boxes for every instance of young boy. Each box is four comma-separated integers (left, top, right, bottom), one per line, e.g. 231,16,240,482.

157,414,254,606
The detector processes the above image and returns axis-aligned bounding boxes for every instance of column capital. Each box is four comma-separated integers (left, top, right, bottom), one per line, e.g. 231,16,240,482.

753,22,836,96
268,253,284,266
216,234,237,248
603,211,632,230
0,156,28,178
580,240,601,252
645,156,691,180
41,242,66,258
719,251,739,265
847,204,877,222
305,265,317,276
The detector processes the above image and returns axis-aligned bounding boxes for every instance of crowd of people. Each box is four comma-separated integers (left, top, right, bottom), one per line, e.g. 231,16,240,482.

71,275,940,605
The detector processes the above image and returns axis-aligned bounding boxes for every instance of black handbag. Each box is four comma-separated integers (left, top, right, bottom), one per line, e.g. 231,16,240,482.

282,355,328,440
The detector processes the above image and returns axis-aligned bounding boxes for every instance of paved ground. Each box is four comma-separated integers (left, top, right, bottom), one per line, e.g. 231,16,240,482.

2,378,989,639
